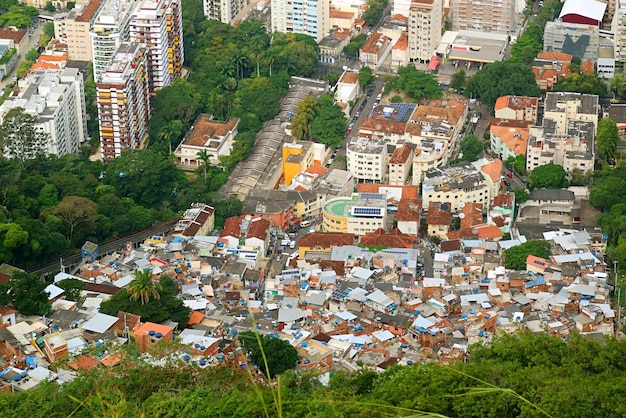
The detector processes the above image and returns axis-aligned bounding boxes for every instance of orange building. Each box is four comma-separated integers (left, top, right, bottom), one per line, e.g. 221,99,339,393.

134,322,174,353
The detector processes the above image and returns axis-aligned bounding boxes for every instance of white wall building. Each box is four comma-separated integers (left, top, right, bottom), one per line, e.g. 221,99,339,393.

204,0,253,23
408,0,444,62
0,68,88,157
271,0,331,42
346,137,389,182
90,0,140,81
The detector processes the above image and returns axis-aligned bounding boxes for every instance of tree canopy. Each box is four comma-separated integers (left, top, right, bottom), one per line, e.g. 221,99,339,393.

554,72,608,96
456,135,483,162
527,163,568,190
0,271,51,316
99,276,190,327
597,118,620,162
309,93,347,148
503,240,551,270
239,331,299,378
467,61,540,106
385,66,442,101
509,22,543,65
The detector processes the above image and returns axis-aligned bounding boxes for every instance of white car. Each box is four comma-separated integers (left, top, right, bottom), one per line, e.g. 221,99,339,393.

299,220,311,227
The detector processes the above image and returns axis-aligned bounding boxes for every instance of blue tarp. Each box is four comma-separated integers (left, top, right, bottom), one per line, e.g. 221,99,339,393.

24,356,38,367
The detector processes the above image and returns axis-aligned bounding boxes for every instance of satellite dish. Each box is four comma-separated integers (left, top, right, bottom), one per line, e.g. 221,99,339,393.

459,202,465,208
459,213,466,219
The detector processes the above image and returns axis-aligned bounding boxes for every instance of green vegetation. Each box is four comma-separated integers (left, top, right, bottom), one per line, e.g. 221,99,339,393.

506,154,526,175
0,5,38,28
344,33,367,58
385,66,442,101
597,118,620,163
100,276,191,327
56,278,84,302
453,135,483,163
610,73,626,99
554,72,608,96
361,0,389,25
503,239,551,270
2,333,626,416
509,22,542,65
467,61,540,107
239,331,299,378
512,187,530,204
310,93,347,148
449,69,466,93
358,66,375,88
527,163,568,190
0,271,51,315
0,47,15,65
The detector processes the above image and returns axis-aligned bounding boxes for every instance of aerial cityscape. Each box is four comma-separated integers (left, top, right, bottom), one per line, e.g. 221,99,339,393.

1,0,626,415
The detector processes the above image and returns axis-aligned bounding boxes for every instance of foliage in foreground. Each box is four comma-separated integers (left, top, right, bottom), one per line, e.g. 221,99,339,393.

2,333,626,417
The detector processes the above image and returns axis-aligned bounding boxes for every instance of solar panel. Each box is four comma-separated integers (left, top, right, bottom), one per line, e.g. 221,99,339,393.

352,207,383,217
360,193,384,200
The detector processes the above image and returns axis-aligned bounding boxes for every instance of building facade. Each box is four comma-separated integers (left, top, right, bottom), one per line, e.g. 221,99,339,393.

203,0,252,23
54,0,102,62
271,0,331,42
450,0,516,33
408,0,443,62
346,137,389,182
0,68,88,156
130,0,184,93
96,42,151,161
90,0,140,81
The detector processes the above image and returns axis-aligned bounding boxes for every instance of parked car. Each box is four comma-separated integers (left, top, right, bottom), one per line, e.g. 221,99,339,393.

506,173,513,178
299,220,312,227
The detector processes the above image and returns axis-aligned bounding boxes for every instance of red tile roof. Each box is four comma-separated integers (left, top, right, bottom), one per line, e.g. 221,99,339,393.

360,228,417,248
183,115,238,147
69,355,98,371
0,28,27,44
299,232,354,248
361,32,389,54
305,164,328,176
339,71,359,84
460,203,483,230
396,198,421,222
393,32,409,51
481,158,502,183
494,96,539,111
76,0,103,22
427,202,451,225
389,143,413,164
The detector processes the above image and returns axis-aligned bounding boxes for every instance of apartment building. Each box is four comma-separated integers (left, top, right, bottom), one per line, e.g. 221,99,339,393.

614,0,626,62
408,0,443,63
411,138,448,185
0,68,88,156
388,143,415,186
130,0,184,93
346,137,389,182
391,32,409,70
422,161,500,212
450,0,516,33
526,120,596,174
407,98,468,144
489,121,530,161
96,42,151,161
54,0,102,62
358,103,417,146
90,0,140,81
271,0,331,42
204,0,253,23
543,92,599,135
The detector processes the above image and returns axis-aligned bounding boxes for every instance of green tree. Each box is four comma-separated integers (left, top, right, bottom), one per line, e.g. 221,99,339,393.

503,240,551,270
0,223,28,263
386,66,442,100
65,1,75,9
449,69,466,92
509,22,542,65
344,33,367,58
38,33,52,48
127,269,162,305
554,72,607,96
506,154,526,175
310,93,347,148
467,61,541,106
25,48,39,62
37,183,58,208
196,149,211,178
361,0,387,25
0,5,37,28
610,73,626,98
16,59,34,77
156,119,184,155
53,196,98,245
358,66,375,88
100,276,190,326
56,278,84,302
527,163,568,189
458,134,483,162
2,271,51,316
44,1,55,12
0,107,49,169
290,95,316,140
512,187,530,204
239,331,299,378
320,70,340,86
597,118,620,162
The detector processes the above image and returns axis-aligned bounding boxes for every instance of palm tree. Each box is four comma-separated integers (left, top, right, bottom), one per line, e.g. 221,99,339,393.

196,149,211,178
157,120,183,154
127,269,162,305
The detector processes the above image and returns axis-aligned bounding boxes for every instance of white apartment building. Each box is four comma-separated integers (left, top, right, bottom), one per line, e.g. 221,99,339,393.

613,0,626,62
204,0,252,23
450,0,516,33
130,0,185,93
90,0,140,81
54,0,101,62
0,68,88,156
271,0,330,42
421,162,499,212
388,143,414,185
408,0,443,62
411,138,448,185
174,114,239,169
346,137,389,182
543,92,599,134
97,42,151,161
526,121,595,174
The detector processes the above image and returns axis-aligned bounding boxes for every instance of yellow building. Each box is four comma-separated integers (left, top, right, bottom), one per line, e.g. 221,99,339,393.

283,142,315,186
322,194,388,237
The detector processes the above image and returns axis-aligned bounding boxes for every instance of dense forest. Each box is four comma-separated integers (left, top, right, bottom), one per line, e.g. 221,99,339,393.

1,333,625,417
